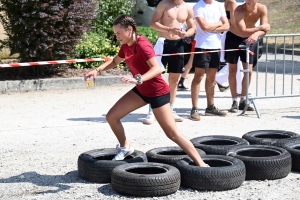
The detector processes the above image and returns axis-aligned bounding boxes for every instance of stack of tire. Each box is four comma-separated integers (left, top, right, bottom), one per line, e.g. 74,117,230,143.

77,148,147,183
190,130,300,182
241,130,300,173
77,130,300,197
144,137,249,191
77,148,182,197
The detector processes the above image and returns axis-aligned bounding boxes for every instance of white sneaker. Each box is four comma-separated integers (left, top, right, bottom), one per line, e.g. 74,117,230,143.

173,111,183,122
112,144,134,161
143,112,156,125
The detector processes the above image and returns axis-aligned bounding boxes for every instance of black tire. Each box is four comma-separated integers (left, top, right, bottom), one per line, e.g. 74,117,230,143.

190,135,249,155
242,130,300,147
146,146,206,167
78,148,147,183
111,162,181,197
282,141,300,172
177,155,246,191
227,145,292,180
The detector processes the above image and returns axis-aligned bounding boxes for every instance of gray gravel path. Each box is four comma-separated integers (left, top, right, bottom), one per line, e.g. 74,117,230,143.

0,73,300,200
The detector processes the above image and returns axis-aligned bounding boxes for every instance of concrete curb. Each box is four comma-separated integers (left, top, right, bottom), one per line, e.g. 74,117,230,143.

0,76,122,93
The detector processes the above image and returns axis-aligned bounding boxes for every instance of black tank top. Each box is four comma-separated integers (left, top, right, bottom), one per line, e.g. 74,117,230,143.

226,10,230,19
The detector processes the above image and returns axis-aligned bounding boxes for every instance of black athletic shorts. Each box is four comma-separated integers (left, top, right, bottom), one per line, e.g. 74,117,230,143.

193,48,220,68
225,31,258,64
161,39,185,73
132,87,170,109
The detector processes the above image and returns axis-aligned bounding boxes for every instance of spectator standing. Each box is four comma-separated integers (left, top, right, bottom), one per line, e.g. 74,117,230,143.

190,0,229,121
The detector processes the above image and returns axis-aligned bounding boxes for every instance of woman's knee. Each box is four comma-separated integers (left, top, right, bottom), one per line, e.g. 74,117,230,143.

165,131,181,142
106,109,120,124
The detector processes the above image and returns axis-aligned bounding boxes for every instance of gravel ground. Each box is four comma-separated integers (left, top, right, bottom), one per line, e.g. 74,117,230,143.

0,73,300,200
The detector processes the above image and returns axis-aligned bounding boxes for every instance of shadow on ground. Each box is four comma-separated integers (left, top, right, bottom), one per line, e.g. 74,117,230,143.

67,113,147,123
282,115,300,119
0,170,85,194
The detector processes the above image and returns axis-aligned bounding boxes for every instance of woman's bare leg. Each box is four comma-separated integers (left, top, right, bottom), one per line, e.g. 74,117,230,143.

153,103,207,167
106,90,147,147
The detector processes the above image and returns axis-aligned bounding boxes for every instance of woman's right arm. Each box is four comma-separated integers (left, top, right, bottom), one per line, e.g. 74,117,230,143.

84,55,124,81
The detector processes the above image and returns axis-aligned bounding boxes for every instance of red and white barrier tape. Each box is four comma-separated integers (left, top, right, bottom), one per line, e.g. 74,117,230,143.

0,57,112,68
0,48,253,68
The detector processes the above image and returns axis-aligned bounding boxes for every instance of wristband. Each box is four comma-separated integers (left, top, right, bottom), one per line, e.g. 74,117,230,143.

134,74,143,85
95,68,100,73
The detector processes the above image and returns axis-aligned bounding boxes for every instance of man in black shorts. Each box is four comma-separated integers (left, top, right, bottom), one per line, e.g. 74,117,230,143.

226,0,270,113
149,0,196,123
190,0,229,121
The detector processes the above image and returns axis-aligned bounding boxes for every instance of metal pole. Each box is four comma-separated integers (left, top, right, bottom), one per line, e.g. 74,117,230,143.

240,45,250,115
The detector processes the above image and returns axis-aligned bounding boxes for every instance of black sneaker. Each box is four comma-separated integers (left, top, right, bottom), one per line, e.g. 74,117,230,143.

239,100,254,111
205,106,227,117
178,82,189,91
229,100,238,113
216,82,229,92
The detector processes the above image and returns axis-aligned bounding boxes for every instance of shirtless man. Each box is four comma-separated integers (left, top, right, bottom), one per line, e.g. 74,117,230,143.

226,0,270,113
149,0,196,121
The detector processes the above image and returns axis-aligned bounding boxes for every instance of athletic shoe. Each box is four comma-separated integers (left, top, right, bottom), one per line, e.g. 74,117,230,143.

205,106,227,117
112,144,134,161
190,108,201,121
229,100,238,113
177,82,189,91
239,100,254,111
173,111,184,122
216,82,229,92
143,112,156,125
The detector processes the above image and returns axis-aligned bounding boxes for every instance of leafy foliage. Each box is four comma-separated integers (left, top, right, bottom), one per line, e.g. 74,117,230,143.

91,0,135,44
71,32,120,69
71,26,159,69
137,26,158,45
0,0,96,62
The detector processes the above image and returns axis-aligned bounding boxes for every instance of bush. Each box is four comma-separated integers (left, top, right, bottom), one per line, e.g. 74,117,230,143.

91,0,135,44
72,26,159,69
72,32,120,69
0,0,96,62
137,26,158,46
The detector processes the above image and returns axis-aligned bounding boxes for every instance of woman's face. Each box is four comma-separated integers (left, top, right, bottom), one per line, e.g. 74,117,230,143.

113,24,132,45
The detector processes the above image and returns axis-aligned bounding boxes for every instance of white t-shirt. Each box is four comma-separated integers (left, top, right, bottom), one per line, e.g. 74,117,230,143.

193,0,226,49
